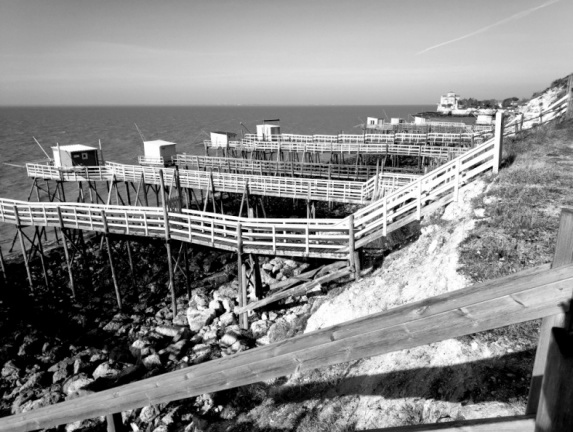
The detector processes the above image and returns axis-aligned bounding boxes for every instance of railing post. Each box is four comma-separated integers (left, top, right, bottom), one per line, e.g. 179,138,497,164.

527,207,573,430
237,223,248,330
348,215,358,280
454,158,461,202
416,180,422,220
492,111,504,174
106,413,128,432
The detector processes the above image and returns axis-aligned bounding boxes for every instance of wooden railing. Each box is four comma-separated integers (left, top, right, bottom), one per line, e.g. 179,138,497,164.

353,135,498,247
25,164,112,182
137,155,165,166
239,130,490,146
172,154,422,181
0,199,351,259
205,140,473,158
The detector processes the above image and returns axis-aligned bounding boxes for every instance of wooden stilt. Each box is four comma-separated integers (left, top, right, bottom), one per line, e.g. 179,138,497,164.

14,207,33,290
0,246,8,285
236,224,248,330
106,412,127,432
101,210,122,311
527,207,573,425
34,226,50,288
159,170,177,317
57,208,76,298
125,239,136,293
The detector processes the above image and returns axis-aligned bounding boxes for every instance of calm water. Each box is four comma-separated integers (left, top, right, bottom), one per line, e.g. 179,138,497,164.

0,105,432,253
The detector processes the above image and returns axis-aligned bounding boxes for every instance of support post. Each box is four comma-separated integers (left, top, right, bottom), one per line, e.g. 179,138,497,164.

0,247,7,285
493,111,504,174
57,207,76,298
237,223,248,330
527,207,573,430
106,413,128,432
34,226,50,288
101,210,122,311
160,170,177,317
348,215,357,280
14,207,33,290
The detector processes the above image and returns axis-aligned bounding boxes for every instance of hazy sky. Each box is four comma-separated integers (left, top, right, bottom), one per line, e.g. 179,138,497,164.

0,0,571,106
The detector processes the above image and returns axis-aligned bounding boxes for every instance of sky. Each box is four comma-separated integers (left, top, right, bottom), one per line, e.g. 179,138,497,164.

0,0,571,106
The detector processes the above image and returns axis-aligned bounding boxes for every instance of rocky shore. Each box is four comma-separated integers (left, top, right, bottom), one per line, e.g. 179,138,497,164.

0,225,346,431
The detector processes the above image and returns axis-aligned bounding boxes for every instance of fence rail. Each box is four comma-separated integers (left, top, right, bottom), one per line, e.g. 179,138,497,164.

173,154,422,181
205,140,483,157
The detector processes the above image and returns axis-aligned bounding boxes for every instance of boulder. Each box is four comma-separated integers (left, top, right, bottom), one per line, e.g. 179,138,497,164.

250,320,271,339
62,374,94,396
219,311,236,327
155,325,181,338
139,404,159,423
186,308,216,332
142,354,162,370
208,300,224,315
191,344,212,364
52,368,70,384
92,362,121,380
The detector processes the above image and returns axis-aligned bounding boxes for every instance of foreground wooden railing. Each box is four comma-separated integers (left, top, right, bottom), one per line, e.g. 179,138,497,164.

1,244,571,431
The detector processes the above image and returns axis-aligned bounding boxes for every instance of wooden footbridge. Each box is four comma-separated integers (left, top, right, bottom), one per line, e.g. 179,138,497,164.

204,133,490,158
173,154,421,181
25,161,415,205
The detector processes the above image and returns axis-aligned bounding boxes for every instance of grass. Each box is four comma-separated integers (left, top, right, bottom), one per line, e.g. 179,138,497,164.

459,119,573,283
456,118,573,389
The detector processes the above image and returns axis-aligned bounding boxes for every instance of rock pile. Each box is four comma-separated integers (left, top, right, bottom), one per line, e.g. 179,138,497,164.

0,248,317,431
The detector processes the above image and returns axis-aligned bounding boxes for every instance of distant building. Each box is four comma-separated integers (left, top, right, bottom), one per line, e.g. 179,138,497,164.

437,92,460,114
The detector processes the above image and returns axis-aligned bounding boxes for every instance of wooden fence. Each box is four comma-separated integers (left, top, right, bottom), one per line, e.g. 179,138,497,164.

172,154,422,181
1,211,571,431
26,161,415,205
205,140,478,157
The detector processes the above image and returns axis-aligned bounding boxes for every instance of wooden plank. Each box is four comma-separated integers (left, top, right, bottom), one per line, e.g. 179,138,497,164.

234,267,351,314
1,264,571,432
529,207,573,430
368,414,534,431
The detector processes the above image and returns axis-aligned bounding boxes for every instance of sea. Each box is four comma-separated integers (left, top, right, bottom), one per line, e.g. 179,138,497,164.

0,104,433,255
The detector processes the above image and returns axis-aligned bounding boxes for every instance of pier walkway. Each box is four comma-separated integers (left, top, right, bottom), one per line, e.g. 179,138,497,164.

26,161,417,205
204,130,492,156
7,132,500,259
173,154,421,181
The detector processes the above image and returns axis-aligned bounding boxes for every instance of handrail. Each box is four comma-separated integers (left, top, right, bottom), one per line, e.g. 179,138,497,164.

1,262,571,431
0,199,350,259
172,154,422,181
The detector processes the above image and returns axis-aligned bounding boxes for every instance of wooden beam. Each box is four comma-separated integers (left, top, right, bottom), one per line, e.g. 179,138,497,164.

530,207,573,430
1,263,572,432
493,111,504,175
527,207,573,414
234,266,351,314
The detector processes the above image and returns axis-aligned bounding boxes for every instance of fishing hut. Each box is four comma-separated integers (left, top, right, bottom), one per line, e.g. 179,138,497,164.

139,140,177,167
52,144,100,167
